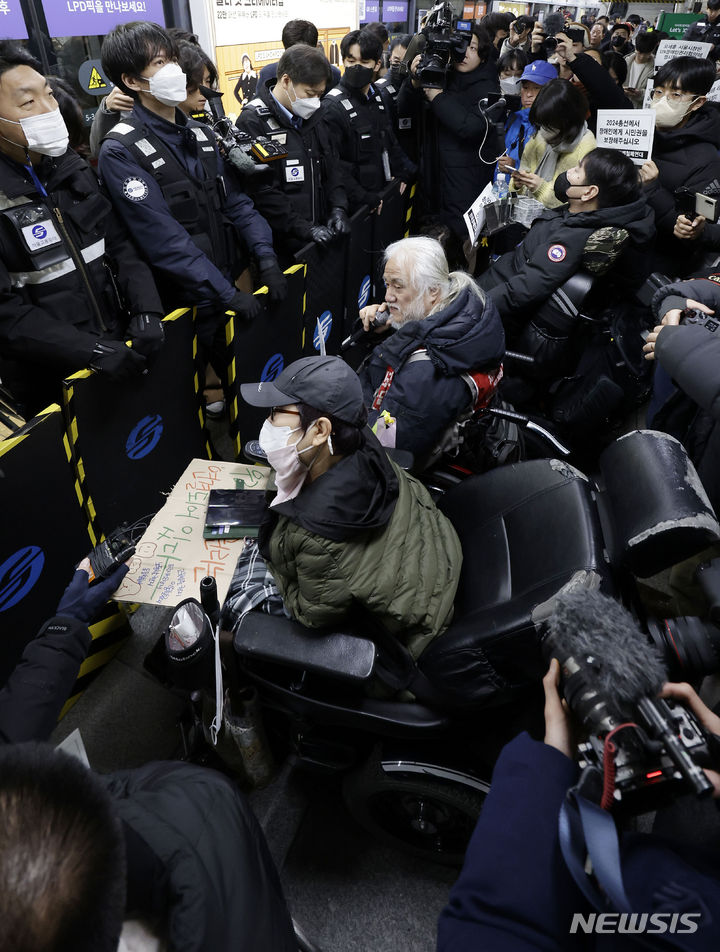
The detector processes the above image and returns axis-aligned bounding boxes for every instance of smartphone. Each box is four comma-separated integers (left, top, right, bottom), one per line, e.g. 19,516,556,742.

504,164,519,173
696,192,719,224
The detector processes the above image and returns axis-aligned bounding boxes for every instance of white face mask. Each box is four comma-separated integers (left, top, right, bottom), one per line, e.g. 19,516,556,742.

288,82,321,119
500,76,520,96
651,94,699,129
0,107,69,157
146,62,188,107
259,419,320,506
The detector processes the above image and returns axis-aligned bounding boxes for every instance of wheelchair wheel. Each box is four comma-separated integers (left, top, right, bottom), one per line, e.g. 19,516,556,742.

342,754,489,866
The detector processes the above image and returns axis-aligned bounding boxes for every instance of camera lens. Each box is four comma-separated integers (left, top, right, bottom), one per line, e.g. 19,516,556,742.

646,616,720,681
544,37,558,51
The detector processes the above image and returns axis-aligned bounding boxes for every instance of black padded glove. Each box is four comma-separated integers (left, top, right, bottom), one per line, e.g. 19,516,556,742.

56,561,129,624
89,340,146,379
310,224,334,246
257,257,288,306
227,290,263,321
327,207,351,237
127,312,165,359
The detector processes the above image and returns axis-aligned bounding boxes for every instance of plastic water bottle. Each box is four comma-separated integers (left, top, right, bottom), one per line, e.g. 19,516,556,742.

495,173,509,200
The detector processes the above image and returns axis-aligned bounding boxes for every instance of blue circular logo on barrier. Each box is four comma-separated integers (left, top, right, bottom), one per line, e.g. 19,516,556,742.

126,414,163,460
32,224,47,240
358,275,371,308
261,353,284,382
0,546,45,613
313,311,333,351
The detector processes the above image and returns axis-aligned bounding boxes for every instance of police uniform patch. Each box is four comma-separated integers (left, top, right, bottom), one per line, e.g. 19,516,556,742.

122,177,149,202
547,244,567,262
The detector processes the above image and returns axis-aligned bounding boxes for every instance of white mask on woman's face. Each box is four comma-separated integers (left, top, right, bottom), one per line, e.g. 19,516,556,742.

258,419,320,506
651,94,699,129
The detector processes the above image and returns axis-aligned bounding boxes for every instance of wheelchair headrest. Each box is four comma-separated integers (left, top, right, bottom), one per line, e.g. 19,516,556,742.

582,226,630,275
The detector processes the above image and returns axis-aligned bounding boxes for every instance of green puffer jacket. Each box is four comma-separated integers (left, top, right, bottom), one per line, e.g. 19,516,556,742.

262,435,462,659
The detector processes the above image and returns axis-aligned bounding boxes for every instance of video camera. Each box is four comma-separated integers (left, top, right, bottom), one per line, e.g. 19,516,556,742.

198,86,287,177
543,587,720,816
406,0,473,89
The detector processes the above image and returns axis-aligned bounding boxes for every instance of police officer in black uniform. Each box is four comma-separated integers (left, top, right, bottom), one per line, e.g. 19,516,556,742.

0,43,163,418
98,22,285,365
684,0,720,47
236,44,350,262
320,29,416,214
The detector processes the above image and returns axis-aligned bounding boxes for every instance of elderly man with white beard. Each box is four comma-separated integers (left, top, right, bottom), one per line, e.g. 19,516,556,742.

356,236,505,465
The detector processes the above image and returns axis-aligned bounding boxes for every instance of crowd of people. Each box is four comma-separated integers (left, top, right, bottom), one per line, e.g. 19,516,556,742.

4,6,720,950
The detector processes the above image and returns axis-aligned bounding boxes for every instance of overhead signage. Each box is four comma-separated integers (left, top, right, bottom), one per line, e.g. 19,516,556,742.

42,1,166,39
0,1,28,40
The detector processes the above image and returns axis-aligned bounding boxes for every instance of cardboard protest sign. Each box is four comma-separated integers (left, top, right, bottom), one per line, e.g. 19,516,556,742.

654,39,713,67
596,109,656,166
114,459,269,607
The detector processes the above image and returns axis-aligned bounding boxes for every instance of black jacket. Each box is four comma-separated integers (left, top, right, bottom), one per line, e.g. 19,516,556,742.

645,105,720,274
397,61,500,238
0,148,161,413
320,80,417,211
108,761,297,952
652,276,720,512
569,54,633,128
358,286,505,459
236,82,347,251
0,615,90,744
478,197,655,329
684,16,720,45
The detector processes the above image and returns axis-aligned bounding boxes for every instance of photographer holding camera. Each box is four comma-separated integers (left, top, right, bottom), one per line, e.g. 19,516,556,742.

438,590,720,951
397,22,500,263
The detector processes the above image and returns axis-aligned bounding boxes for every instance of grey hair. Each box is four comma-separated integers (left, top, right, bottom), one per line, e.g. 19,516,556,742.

383,236,485,314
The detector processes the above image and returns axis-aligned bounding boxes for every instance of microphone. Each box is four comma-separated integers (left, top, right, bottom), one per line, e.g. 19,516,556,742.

340,306,391,352
544,590,667,733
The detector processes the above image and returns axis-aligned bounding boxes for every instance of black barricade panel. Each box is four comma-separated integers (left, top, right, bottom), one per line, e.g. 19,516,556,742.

63,308,208,540
226,265,305,458
344,207,375,339
0,407,95,683
371,181,408,297
297,239,348,357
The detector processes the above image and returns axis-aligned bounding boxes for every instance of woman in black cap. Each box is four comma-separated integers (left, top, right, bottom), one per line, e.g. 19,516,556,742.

240,355,462,661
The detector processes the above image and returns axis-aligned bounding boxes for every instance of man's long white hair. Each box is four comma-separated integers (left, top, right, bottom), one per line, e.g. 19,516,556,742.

383,236,485,316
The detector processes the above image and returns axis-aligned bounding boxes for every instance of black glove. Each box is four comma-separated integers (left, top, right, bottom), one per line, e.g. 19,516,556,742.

227,290,263,321
127,312,165,359
310,224,334,246
327,207,351,237
56,561,130,624
89,339,146,379
257,256,288,306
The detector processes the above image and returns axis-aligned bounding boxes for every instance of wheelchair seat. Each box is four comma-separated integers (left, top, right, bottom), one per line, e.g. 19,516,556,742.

418,458,612,706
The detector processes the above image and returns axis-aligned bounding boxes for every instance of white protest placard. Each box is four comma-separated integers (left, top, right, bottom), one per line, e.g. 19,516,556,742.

113,458,269,608
464,181,495,244
654,39,713,67
596,109,656,166
642,77,654,110
708,78,720,104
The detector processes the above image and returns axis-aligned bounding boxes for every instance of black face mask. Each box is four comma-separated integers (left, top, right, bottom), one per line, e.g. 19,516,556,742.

343,64,375,89
553,171,572,203
611,35,626,47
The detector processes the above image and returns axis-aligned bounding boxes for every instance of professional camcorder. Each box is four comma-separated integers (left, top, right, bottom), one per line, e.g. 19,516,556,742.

544,588,720,815
197,86,287,177
405,0,473,89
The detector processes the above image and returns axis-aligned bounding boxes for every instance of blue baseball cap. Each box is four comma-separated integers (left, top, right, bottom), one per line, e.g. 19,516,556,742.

520,60,558,85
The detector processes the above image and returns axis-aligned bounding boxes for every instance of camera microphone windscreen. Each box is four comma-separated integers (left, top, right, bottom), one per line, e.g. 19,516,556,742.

547,590,667,722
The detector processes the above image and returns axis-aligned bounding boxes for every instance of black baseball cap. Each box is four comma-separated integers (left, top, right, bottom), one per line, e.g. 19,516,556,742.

241,356,367,426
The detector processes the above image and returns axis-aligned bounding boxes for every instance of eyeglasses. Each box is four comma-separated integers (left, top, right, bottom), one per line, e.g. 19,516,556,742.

651,88,696,103
269,407,301,422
